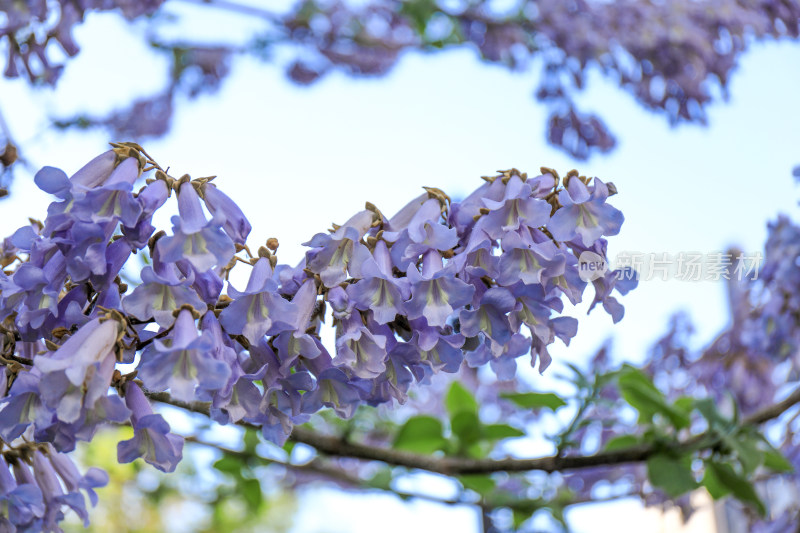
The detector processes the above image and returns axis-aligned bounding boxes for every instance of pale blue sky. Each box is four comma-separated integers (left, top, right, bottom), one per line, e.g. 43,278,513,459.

1,5,799,532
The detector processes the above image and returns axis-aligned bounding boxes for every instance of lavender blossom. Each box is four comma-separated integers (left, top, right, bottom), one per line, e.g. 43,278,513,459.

117,382,184,473
157,182,235,272
138,309,231,402
548,178,624,247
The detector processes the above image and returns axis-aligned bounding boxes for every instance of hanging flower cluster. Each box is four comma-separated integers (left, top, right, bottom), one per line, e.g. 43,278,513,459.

0,144,633,530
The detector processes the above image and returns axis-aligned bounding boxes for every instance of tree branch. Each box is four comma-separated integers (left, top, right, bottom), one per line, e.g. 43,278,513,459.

145,386,800,476
183,434,468,507
184,434,640,511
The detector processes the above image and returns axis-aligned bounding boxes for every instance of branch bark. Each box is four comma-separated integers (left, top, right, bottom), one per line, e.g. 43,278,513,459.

145,386,800,477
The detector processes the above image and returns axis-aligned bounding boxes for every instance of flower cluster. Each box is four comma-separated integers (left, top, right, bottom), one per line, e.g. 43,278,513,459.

0,146,632,530
5,1,798,159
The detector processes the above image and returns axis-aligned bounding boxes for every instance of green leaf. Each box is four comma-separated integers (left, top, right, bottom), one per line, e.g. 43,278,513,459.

707,461,766,516
393,416,447,454
484,424,526,440
243,429,259,455
240,478,263,512
459,474,495,496
282,440,296,454
618,366,689,429
214,455,243,478
762,447,794,473
451,411,482,447
673,396,695,415
603,435,639,451
464,441,491,459
501,392,566,411
399,0,438,34
694,398,729,428
562,362,590,390
367,467,393,490
722,433,763,474
702,461,731,500
512,509,530,529
646,453,697,498
446,382,478,417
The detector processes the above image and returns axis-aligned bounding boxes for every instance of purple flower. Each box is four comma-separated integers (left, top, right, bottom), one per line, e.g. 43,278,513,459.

34,166,72,199
475,175,551,238
405,251,475,328
385,198,459,271
117,382,184,473
301,367,362,418
47,449,108,507
34,317,121,399
202,183,251,244
548,178,623,246
57,221,110,282
122,265,207,327
70,157,142,227
0,370,50,442
454,233,500,279
12,255,64,337
68,150,117,189
393,332,464,374
489,334,532,380
122,179,169,248
346,241,410,324
459,287,516,344
497,231,566,286
138,309,231,402
304,209,375,287
0,456,45,529
157,182,235,271
259,372,314,445
31,450,91,528
334,314,390,379
219,258,297,344
587,267,639,323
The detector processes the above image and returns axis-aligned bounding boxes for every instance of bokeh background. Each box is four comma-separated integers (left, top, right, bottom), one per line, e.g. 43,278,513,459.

1,2,799,531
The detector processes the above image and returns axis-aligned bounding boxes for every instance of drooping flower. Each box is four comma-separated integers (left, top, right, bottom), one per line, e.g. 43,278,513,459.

122,265,206,327
218,258,297,344
202,182,251,244
405,251,475,328
157,182,235,272
346,241,410,324
385,198,459,270
475,175,551,238
117,382,184,473
548,178,623,247
0,370,51,442
138,309,231,402
301,367,363,418
458,287,516,345
0,455,45,530
496,231,566,286
334,313,391,379
304,209,375,287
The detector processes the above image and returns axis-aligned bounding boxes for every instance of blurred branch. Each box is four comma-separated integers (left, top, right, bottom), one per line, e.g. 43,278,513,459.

184,433,641,517
172,0,282,23
183,434,468,507
146,386,800,476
